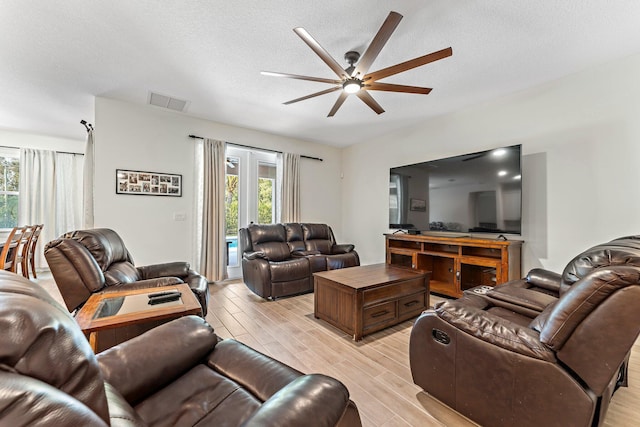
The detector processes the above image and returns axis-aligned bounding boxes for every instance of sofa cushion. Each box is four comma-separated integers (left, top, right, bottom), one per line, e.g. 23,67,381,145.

248,224,291,262
326,253,360,270
302,224,335,254
284,223,305,252
105,261,141,286
134,365,260,426
269,258,310,282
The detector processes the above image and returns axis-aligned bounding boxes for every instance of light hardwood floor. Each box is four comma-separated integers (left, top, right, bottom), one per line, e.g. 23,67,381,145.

37,274,639,427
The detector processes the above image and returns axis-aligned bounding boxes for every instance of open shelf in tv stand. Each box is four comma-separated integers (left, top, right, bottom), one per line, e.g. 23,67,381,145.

385,234,522,298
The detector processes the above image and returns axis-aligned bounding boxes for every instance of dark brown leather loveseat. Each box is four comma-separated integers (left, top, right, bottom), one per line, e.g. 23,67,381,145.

44,228,209,316
239,223,359,299
0,270,362,426
409,236,640,427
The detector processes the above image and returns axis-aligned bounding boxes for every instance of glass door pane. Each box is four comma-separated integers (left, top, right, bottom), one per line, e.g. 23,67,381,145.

257,162,276,224
225,156,240,267
224,148,279,280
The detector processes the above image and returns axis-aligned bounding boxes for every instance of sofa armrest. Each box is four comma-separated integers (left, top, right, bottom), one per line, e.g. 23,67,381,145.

241,374,351,427
137,262,189,280
105,277,184,293
97,316,218,405
526,268,562,292
435,300,556,362
332,244,354,254
244,250,267,260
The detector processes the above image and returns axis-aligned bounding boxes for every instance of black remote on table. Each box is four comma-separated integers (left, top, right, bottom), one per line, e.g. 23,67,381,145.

148,292,181,305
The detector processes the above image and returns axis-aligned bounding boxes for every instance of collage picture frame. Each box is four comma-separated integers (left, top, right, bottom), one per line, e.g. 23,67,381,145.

116,169,182,197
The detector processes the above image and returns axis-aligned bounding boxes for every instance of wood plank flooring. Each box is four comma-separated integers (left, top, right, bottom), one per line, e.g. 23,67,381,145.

37,274,639,426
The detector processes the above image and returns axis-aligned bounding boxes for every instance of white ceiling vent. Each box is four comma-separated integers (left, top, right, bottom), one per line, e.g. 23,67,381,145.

148,92,189,112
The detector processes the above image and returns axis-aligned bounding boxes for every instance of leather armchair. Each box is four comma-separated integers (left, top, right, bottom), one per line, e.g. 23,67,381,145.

410,240,640,426
44,228,209,315
484,235,640,316
239,223,359,299
0,270,362,426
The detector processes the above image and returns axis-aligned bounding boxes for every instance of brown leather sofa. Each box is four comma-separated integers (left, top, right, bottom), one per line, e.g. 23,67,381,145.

44,228,209,315
409,236,640,427
0,270,362,426
239,223,359,299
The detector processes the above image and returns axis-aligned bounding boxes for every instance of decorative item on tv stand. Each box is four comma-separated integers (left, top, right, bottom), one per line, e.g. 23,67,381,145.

384,233,522,298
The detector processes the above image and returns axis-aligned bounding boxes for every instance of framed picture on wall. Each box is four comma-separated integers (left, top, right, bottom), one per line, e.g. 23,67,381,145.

116,169,182,197
410,198,426,212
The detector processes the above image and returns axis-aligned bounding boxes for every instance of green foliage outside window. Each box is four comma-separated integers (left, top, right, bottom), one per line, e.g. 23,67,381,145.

257,178,273,225
225,175,239,237
0,157,19,229
224,175,275,237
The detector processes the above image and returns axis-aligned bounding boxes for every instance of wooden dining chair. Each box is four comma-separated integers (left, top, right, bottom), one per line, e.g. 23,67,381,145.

15,224,35,279
0,225,27,273
23,224,43,279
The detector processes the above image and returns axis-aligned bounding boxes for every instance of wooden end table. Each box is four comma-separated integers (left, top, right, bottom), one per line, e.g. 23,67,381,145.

75,283,202,352
314,264,430,341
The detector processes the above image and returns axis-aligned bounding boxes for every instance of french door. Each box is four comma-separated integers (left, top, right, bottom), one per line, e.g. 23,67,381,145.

225,147,278,279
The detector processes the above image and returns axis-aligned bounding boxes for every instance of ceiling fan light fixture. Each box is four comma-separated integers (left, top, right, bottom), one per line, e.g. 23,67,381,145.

343,78,363,94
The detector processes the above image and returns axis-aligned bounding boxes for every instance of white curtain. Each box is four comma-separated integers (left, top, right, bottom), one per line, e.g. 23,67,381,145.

280,152,301,223
83,129,95,228
197,138,227,282
18,148,84,271
56,153,83,235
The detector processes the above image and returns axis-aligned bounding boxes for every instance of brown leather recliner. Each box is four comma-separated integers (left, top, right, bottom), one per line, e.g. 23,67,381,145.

0,270,362,427
239,223,359,299
44,228,209,315
409,237,640,427
483,235,640,317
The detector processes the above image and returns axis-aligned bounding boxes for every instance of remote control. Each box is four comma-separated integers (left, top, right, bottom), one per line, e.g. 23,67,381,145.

148,292,181,305
148,290,180,299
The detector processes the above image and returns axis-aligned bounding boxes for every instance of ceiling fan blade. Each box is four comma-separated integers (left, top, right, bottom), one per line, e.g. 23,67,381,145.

293,27,347,78
283,86,341,105
353,11,403,77
356,91,385,115
364,47,453,82
365,82,432,95
328,92,348,117
261,71,342,85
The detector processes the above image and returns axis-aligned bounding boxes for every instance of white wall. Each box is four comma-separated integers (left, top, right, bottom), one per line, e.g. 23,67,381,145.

342,52,640,273
94,97,342,266
0,128,84,153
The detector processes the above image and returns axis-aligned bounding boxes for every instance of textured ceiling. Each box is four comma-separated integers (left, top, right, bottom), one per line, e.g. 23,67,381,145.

2,1,640,147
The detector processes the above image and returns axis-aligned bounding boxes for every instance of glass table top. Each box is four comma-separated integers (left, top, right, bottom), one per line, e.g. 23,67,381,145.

93,288,184,319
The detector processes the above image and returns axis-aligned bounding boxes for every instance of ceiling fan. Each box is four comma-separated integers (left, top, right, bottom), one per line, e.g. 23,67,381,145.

261,11,452,117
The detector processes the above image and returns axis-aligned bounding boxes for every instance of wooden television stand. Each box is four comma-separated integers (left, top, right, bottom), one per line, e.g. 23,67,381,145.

385,233,522,298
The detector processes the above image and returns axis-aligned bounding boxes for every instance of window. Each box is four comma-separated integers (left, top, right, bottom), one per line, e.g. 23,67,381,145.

0,149,19,229
224,147,279,278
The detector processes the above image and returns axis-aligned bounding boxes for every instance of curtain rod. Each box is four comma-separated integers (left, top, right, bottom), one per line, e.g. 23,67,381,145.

0,145,83,156
188,134,323,162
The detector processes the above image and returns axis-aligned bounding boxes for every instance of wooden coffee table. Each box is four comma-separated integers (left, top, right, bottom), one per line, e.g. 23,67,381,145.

314,264,430,340
75,283,202,352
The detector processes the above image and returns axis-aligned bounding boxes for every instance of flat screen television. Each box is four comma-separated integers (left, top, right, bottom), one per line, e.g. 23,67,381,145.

389,145,522,235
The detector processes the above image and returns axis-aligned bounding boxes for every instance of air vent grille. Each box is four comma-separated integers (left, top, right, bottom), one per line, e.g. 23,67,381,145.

148,92,189,112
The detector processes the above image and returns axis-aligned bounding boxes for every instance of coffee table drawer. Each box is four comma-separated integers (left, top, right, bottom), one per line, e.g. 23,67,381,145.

363,277,426,305
363,301,396,328
398,292,426,316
